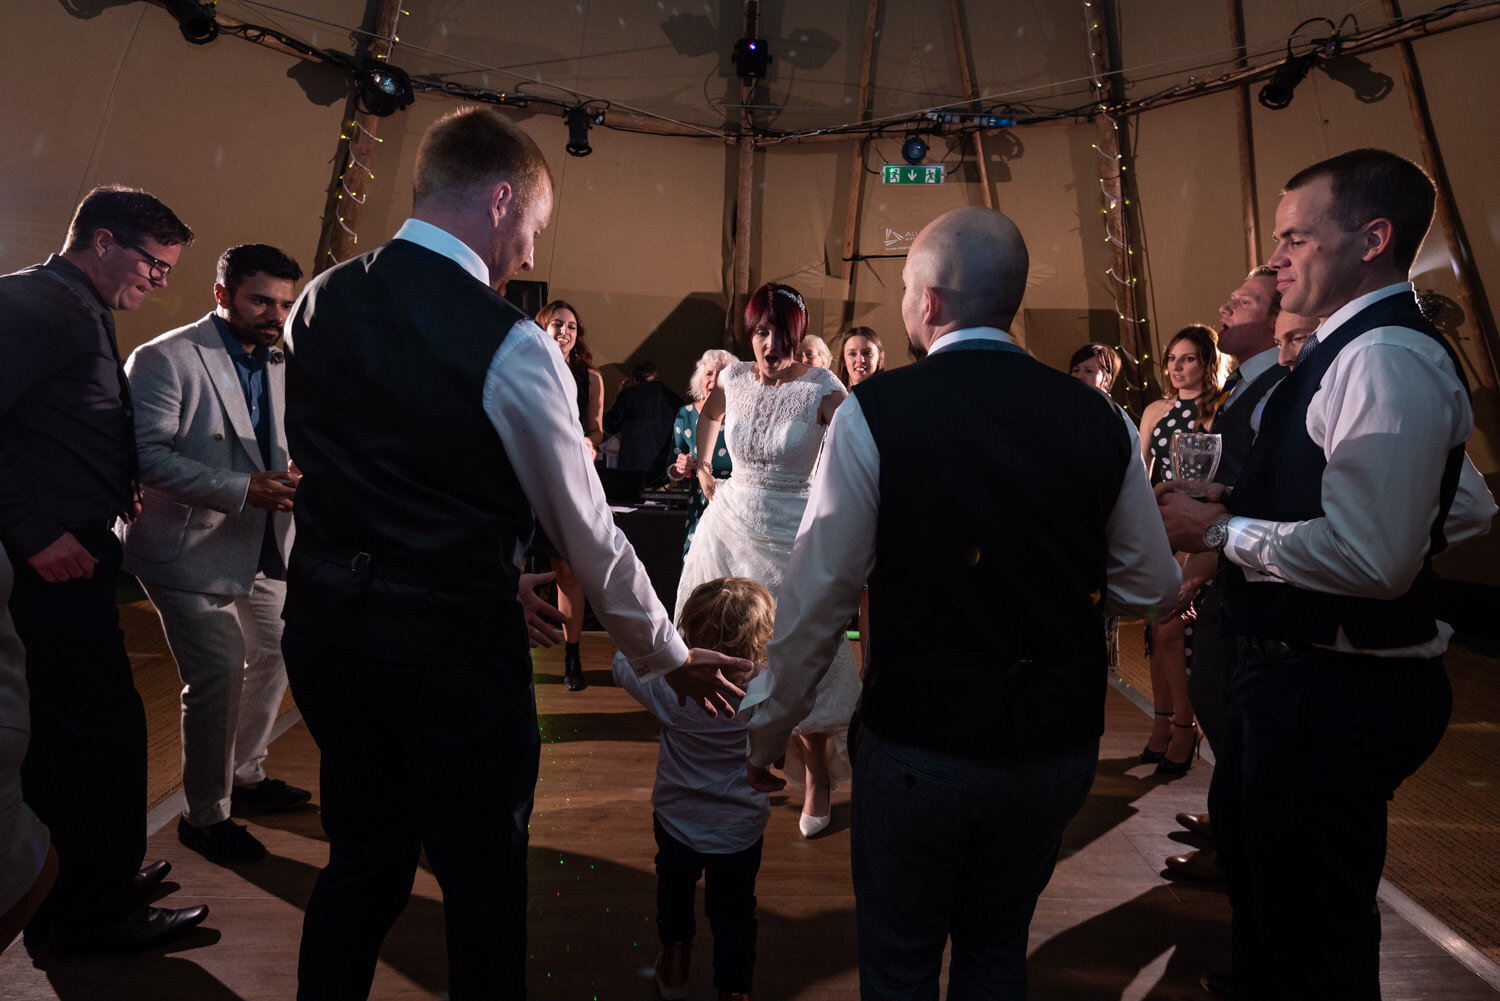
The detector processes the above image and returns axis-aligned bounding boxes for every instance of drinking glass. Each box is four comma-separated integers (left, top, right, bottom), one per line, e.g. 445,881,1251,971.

1169,432,1222,498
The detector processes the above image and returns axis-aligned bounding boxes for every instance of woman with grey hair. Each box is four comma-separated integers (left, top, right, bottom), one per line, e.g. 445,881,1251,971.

668,348,738,557
797,334,833,369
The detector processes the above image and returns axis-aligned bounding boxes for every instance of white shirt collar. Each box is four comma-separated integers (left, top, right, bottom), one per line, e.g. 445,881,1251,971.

392,218,490,287
1314,281,1414,341
927,326,1014,355
1238,345,1281,383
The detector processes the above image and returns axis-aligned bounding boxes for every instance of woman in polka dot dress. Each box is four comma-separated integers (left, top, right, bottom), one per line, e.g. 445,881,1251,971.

668,349,738,558
1136,324,1222,774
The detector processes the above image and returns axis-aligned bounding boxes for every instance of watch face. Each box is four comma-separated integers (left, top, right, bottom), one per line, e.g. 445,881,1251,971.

1205,519,1228,550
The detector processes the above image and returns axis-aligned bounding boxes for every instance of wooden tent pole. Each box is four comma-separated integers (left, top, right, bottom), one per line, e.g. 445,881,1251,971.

1228,0,1260,272
839,0,880,287
948,0,992,209
312,0,402,277
729,0,760,349
1085,2,1148,412
1381,0,1500,391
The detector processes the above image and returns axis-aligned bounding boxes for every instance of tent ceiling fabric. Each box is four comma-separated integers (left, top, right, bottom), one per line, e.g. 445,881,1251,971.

2,0,1496,470
225,0,1092,135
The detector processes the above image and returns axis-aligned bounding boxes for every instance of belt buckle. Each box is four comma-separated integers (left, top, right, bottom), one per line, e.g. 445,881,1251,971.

1257,637,1298,659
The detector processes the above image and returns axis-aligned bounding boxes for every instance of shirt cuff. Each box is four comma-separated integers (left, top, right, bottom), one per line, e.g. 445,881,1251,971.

630,633,691,683
7,512,69,561
1221,516,1285,582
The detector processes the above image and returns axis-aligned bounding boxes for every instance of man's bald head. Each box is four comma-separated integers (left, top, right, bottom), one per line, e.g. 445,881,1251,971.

902,207,1029,355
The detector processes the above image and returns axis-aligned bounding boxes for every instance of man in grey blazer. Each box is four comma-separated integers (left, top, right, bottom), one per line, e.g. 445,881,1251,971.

121,244,310,865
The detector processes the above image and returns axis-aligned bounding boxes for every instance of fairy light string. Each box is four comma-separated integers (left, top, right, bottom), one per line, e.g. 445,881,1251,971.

1085,0,1150,403
324,6,407,265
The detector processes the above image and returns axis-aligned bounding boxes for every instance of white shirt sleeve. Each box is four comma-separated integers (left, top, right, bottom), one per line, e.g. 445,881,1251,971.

482,319,689,680
743,398,878,768
1222,332,1490,599
1104,444,1183,618
1444,452,1498,550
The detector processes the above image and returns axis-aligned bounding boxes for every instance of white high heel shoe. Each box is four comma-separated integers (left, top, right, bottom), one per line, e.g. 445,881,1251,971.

799,812,830,838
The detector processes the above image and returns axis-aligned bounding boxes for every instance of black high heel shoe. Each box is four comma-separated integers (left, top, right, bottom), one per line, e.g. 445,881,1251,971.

1140,711,1173,764
1155,720,1201,776
563,642,587,692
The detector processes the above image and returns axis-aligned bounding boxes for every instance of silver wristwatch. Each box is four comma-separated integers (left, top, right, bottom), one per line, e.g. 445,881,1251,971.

1202,514,1233,553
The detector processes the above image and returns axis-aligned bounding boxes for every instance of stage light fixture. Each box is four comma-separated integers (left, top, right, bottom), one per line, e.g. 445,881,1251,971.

732,37,772,80
165,0,219,45
901,134,929,166
565,107,594,158
1258,50,1317,110
356,59,414,117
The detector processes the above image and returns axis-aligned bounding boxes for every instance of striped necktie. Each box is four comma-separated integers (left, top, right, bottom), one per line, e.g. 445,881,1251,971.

1213,367,1242,412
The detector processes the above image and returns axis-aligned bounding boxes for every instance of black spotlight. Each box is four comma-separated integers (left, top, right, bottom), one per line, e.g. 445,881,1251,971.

901,134,929,166
732,37,772,80
356,58,414,117
1258,51,1317,110
565,107,594,158
165,0,219,45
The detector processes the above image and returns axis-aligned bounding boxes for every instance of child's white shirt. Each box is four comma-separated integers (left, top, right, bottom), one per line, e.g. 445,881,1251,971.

612,652,770,853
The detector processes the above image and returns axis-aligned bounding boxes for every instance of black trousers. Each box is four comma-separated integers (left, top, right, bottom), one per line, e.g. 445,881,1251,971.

9,523,145,928
1187,584,1235,752
1209,644,1450,1000
283,625,541,1001
653,813,762,994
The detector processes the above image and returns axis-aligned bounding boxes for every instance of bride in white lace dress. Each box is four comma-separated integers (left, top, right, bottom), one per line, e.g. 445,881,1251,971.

674,282,862,838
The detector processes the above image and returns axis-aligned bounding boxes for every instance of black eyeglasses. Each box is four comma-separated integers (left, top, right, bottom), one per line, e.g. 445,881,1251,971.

113,236,175,281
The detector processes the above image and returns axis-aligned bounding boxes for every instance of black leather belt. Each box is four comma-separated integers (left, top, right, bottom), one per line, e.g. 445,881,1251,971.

294,542,451,590
1239,636,1310,659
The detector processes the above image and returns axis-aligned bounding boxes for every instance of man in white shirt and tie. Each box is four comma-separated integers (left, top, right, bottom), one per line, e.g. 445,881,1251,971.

1159,148,1496,1000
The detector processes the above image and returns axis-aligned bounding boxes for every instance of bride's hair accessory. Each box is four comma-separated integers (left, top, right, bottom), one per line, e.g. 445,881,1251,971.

774,286,807,316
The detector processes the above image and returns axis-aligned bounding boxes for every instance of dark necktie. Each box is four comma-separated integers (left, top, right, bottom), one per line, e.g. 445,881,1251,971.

1295,332,1320,367
101,309,142,510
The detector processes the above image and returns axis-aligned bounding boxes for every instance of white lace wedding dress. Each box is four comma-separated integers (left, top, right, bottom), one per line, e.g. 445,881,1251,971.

674,361,862,744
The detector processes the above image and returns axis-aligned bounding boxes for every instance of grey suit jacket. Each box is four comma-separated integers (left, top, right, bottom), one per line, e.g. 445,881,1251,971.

119,313,293,594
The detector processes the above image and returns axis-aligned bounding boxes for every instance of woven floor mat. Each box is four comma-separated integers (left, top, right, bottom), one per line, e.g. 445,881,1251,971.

1109,617,1500,966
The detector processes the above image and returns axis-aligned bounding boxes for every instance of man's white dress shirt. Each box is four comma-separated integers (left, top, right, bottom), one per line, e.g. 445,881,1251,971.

1221,282,1497,657
391,220,689,679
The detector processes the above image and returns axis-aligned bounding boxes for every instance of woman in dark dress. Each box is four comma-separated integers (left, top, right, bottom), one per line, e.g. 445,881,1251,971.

536,299,604,691
1136,324,1222,774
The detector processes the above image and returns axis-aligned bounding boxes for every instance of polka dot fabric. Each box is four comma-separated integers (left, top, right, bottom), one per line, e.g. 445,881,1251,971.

1148,396,1199,485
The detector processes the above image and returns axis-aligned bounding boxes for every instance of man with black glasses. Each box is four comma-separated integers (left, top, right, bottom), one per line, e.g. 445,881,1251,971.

0,185,209,956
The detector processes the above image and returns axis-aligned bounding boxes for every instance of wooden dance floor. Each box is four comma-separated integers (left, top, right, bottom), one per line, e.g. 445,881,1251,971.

3,631,1498,999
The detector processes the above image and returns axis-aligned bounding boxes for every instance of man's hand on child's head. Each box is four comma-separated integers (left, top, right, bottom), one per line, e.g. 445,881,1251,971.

665,649,748,717
746,762,785,793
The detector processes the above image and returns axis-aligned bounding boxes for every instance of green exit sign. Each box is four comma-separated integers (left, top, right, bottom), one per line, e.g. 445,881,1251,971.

883,164,945,185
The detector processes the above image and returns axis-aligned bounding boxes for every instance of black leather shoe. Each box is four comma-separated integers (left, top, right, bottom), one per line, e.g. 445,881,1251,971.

1165,848,1224,882
50,904,210,958
178,816,267,864
1176,811,1213,839
1200,972,1235,999
134,860,172,895
231,778,312,811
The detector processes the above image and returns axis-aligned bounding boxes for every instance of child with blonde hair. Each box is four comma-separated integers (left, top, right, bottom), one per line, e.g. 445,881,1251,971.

612,577,774,1001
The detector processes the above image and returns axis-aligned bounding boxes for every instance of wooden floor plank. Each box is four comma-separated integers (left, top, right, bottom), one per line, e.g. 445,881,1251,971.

3,633,1496,998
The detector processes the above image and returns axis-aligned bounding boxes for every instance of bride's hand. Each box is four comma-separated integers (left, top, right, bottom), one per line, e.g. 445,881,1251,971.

696,462,718,501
